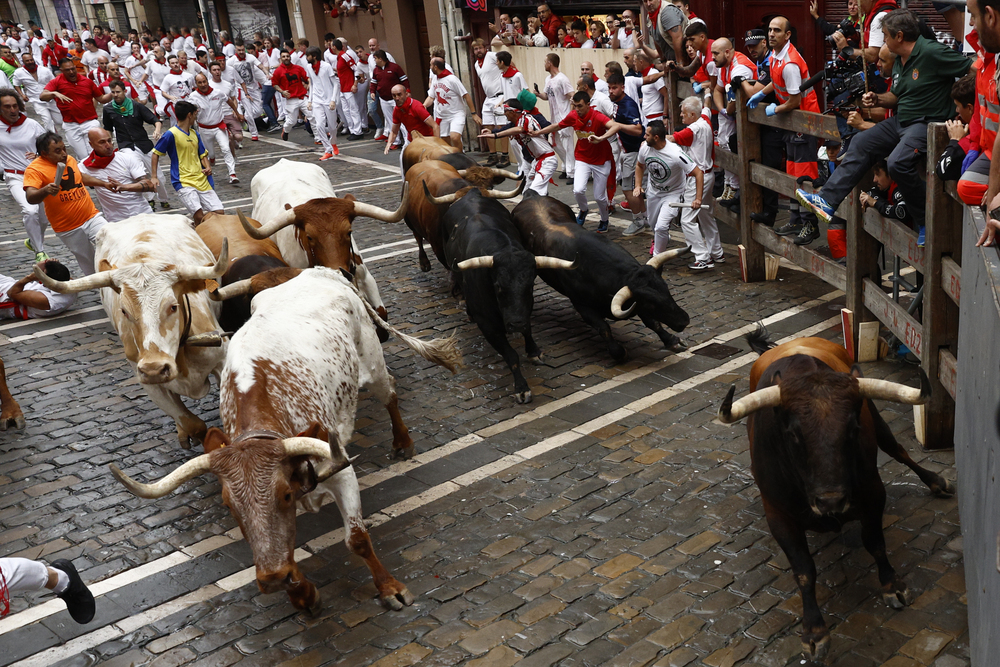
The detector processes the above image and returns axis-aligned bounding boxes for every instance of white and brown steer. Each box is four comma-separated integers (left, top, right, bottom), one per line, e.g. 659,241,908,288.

111,267,462,611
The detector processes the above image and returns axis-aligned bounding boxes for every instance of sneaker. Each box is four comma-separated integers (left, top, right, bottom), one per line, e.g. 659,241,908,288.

622,219,649,236
50,559,95,624
320,152,334,161
485,153,499,166
620,200,631,211
333,145,340,156
160,201,171,209
149,200,156,210
23,239,38,255
718,185,734,202
266,124,282,133
281,131,289,142
497,156,511,168
795,189,834,224
315,140,322,145
688,259,715,271
229,174,239,184
712,253,726,264
250,136,259,141
34,251,49,262
348,133,364,141
389,144,399,151
576,210,587,226
597,220,609,233
608,204,616,215
376,135,388,142
775,220,804,236
559,171,568,179
917,225,925,247
793,222,820,245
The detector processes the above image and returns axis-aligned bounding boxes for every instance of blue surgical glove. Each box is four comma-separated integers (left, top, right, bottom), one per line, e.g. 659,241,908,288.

692,81,702,93
962,149,980,173
747,91,766,109
765,103,778,117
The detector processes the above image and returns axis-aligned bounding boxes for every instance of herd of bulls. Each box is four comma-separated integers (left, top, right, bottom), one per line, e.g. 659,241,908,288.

0,137,958,661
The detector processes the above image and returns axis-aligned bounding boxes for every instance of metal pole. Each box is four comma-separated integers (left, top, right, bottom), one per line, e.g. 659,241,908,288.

292,0,307,39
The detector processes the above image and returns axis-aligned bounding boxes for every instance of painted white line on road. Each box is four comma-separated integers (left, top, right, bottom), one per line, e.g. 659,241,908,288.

360,238,417,255
0,288,841,637
6,319,111,343
7,313,842,667
0,306,105,332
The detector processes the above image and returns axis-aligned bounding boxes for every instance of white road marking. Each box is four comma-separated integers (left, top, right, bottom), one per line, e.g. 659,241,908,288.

0,305,105,332
7,314,843,667
0,290,841,637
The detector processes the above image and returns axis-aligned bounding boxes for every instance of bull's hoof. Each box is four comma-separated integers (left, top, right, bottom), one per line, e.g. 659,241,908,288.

379,582,415,611
376,325,390,343
882,582,913,609
515,390,532,404
0,413,23,431
419,257,432,272
667,340,688,353
610,347,629,364
932,478,957,498
392,444,415,460
800,630,830,661
306,592,324,616
527,354,544,365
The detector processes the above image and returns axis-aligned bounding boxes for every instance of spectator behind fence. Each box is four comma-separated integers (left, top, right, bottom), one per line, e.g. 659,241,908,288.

968,0,1000,246
811,0,862,51
859,0,899,64
536,4,563,46
797,9,972,249
640,0,688,66
845,44,897,133
742,28,783,227
861,159,912,226
946,74,985,200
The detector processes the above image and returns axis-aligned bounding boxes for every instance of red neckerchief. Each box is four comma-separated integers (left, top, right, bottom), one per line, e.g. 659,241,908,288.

438,68,453,78
501,65,519,78
311,61,321,74
170,68,182,75
237,53,246,61
196,86,212,96
648,1,661,25
0,113,26,132
1,56,15,67
83,149,115,169
642,65,653,77
564,37,580,48
477,57,484,66
23,63,37,73
624,29,633,36
224,41,233,46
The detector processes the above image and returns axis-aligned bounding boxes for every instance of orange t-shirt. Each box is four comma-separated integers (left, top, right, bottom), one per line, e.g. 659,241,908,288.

23,156,99,233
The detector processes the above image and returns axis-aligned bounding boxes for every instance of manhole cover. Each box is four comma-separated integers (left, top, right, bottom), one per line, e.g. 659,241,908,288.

694,343,743,360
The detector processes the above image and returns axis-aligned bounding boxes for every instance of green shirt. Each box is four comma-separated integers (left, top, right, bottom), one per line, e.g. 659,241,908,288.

890,36,972,124
0,60,14,78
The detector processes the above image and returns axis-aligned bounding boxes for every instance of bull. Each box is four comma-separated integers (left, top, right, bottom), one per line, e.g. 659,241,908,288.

404,160,520,272
0,355,24,431
111,267,462,612
401,132,478,175
33,215,228,448
511,191,690,362
717,331,955,661
427,187,574,403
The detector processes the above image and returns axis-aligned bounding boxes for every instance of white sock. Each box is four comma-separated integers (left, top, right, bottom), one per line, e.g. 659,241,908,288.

52,568,70,594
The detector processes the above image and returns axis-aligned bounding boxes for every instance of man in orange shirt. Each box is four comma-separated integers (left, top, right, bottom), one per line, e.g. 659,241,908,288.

23,131,115,275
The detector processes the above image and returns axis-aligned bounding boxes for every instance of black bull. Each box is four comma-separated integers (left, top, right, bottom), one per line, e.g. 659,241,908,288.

511,191,690,361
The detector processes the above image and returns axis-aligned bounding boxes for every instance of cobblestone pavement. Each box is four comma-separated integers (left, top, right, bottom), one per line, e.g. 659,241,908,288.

0,125,967,667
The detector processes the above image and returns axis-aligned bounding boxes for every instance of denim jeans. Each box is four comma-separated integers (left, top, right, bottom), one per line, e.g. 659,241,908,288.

261,85,278,127
368,95,383,131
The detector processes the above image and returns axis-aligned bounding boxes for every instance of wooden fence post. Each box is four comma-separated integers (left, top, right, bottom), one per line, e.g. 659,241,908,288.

845,176,879,356
922,123,961,450
735,89,765,282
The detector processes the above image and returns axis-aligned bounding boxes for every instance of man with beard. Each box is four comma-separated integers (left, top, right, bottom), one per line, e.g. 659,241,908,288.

228,38,269,140
40,58,110,160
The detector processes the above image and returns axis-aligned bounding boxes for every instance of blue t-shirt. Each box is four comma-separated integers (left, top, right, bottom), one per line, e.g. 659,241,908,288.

613,94,643,153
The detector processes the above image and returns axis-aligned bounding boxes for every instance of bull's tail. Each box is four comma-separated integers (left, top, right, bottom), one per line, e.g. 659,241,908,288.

353,285,464,374
746,324,776,356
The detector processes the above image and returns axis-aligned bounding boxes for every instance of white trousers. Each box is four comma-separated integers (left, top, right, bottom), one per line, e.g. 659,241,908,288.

679,172,722,263
528,154,558,197
123,148,169,202
339,91,362,135
573,159,611,221
355,81,369,130
647,191,682,255
0,557,48,593
379,98,400,145
57,213,108,275
29,99,61,132
312,102,339,153
282,97,306,133
63,119,101,162
554,126,575,174
200,125,236,177
153,89,168,117
718,112,738,189
5,173,47,252
241,89,263,138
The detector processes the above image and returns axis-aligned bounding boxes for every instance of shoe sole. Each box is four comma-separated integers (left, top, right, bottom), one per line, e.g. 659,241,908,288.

793,235,819,246
794,190,833,224
775,227,803,237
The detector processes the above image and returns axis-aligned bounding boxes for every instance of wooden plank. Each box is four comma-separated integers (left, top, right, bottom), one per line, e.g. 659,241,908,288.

714,202,739,230
863,277,923,360
942,256,961,306
752,223,847,292
734,87,765,282
715,146,740,175
748,162,852,219
939,348,958,401
748,106,841,142
863,208,925,272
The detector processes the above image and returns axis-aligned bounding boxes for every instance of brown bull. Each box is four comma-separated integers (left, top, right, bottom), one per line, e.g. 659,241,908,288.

718,331,955,661
401,133,461,175
403,161,522,271
0,356,24,431
195,212,283,265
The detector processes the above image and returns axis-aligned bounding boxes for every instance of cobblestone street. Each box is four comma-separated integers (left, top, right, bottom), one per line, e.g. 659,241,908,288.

0,127,966,667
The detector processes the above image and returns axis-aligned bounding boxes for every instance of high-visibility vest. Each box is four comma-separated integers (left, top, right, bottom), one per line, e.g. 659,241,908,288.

718,51,758,88
692,39,713,83
977,54,1000,159
771,42,820,113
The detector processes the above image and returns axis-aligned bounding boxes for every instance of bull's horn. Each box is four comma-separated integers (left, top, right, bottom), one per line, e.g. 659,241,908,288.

535,256,576,270
352,183,409,222
717,384,782,424
283,437,355,477
423,181,460,206
456,256,494,270
857,372,930,405
647,246,690,269
109,456,211,499
610,286,636,318
483,177,526,199
209,278,252,301
241,207,297,239
177,238,229,281
32,265,116,294
458,168,521,180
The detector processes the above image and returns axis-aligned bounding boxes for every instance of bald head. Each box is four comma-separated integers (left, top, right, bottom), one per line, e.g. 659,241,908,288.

713,37,733,51
88,128,114,157
711,37,734,68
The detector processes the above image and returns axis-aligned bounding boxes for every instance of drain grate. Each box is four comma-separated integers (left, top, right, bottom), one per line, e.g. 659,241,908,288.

693,342,743,360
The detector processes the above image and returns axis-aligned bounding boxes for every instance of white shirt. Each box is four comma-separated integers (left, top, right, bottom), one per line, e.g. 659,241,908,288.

594,78,609,95
616,28,635,49
79,150,152,222
12,66,54,101
109,41,131,66
431,73,468,119
869,13,887,49
641,74,666,119
222,42,236,58
264,47,281,70
81,48,109,72
189,87,231,126
590,89,614,117
772,42,802,94
638,141,696,196
5,36,23,55
227,54,261,88
123,55,147,84
147,59,171,88
543,72,573,122
581,39,595,49
0,275,75,318
211,78,234,101
79,29,91,42
527,32,549,47
499,70,527,108
0,116,45,171
29,37,45,62
307,61,337,103
160,70,195,101
625,73,642,111
291,50,308,68
475,51,502,99
183,35,197,58
171,36,185,56
677,109,714,171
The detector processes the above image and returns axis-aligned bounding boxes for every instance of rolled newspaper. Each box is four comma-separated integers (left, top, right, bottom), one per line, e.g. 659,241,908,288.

667,202,711,209
54,162,64,190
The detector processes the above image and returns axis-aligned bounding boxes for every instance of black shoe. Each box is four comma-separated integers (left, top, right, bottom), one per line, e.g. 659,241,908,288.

724,197,740,213
560,171,568,179
775,221,803,237
50,559,95,624
348,133,364,141
750,211,775,226
793,223,819,245
280,131,288,142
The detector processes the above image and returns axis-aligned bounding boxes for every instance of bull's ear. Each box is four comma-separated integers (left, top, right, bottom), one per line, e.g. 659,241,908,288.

177,279,208,294
850,364,865,379
296,422,329,441
203,427,230,453
772,371,782,386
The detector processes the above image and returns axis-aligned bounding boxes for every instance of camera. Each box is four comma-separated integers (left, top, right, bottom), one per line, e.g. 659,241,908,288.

824,55,866,100
825,17,858,43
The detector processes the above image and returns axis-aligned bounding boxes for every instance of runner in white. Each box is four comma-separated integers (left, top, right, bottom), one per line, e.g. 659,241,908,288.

208,61,244,155
160,54,195,123
428,57,480,149
0,89,48,261
122,42,152,103
636,50,667,126
80,39,108,73
108,33,131,66
79,128,156,222
354,45,371,134
483,97,558,196
145,46,171,117
635,120,702,257
189,73,239,183
472,37,504,166
367,38,394,63
228,39,267,141
12,53,60,132
333,38,363,139
304,46,338,160
537,53,575,178
177,50,205,77
0,265,76,319
219,31,236,59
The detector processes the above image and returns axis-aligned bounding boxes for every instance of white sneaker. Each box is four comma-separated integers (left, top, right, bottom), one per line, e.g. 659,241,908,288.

622,219,649,237
229,174,239,184
688,259,715,271
712,253,726,264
